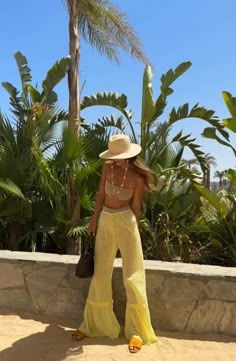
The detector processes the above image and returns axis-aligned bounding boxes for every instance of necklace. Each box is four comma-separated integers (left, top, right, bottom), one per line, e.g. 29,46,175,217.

110,161,128,195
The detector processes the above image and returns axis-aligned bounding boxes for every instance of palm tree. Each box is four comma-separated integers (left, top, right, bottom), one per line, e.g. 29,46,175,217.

181,158,199,170
203,154,217,189
63,1,150,243
214,170,226,188
65,0,149,134
0,52,70,250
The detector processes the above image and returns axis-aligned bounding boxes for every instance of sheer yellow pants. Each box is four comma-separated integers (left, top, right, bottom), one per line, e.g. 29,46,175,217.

79,207,157,345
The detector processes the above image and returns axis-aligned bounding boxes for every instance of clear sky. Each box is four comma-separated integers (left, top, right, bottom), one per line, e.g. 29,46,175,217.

1,0,236,174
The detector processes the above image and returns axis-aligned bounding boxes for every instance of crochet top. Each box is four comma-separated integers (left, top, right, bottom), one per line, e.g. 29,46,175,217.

105,179,134,201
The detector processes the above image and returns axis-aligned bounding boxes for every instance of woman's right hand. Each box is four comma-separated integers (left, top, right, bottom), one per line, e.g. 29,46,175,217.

87,221,96,236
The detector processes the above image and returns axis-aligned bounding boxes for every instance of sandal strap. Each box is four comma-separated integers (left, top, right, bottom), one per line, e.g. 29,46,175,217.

72,329,86,339
129,337,142,349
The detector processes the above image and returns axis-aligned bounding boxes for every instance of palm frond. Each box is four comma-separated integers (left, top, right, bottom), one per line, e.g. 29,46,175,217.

67,216,91,237
32,140,64,198
0,179,26,199
0,114,17,155
78,0,149,64
75,158,102,183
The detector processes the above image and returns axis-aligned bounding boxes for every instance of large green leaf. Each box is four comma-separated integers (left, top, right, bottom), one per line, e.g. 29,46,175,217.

14,51,32,85
171,131,208,171
81,91,128,112
194,184,229,217
223,117,236,132
160,61,192,98
174,62,192,77
202,127,236,156
142,62,192,132
226,168,236,186
42,56,71,98
28,85,41,103
14,51,32,108
169,103,229,142
141,65,156,128
81,91,137,141
171,190,201,218
169,103,215,123
1,82,19,101
222,91,236,118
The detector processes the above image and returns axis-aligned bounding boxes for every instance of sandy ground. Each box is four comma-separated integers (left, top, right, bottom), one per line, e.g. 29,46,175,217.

0,310,236,361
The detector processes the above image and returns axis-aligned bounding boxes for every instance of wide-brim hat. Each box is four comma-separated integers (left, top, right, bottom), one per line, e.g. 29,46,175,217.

99,134,141,159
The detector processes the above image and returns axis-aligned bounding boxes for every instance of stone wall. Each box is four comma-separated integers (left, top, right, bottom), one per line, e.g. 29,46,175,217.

0,251,236,336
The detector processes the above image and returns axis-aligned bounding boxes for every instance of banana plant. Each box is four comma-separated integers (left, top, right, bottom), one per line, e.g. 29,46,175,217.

79,63,226,219
140,179,202,261
185,189,236,266
222,91,236,132
139,63,226,174
80,63,225,176
2,51,70,123
201,91,236,157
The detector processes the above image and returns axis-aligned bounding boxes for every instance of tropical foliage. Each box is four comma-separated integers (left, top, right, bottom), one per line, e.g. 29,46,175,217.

78,62,236,265
0,49,236,266
0,52,71,251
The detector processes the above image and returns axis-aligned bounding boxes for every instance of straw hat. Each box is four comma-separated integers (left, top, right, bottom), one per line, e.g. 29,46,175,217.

99,134,141,159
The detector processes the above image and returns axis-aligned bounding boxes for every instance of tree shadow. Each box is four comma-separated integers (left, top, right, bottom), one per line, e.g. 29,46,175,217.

0,324,83,361
0,311,128,361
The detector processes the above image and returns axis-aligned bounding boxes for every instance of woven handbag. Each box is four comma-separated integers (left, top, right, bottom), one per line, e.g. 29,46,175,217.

75,235,95,278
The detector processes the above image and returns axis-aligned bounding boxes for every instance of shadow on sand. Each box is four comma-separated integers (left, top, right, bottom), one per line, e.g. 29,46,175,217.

0,310,235,361
0,311,127,361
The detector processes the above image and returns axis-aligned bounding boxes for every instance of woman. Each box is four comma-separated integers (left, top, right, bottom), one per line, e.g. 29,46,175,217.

72,134,158,353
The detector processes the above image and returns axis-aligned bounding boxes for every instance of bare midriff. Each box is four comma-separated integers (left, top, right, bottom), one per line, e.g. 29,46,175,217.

104,194,131,209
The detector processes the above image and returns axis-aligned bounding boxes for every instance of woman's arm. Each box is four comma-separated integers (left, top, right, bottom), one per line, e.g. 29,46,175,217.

131,176,144,222
87,162,108,235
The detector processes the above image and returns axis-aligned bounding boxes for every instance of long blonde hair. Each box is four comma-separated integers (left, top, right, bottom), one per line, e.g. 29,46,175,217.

129,156,158,191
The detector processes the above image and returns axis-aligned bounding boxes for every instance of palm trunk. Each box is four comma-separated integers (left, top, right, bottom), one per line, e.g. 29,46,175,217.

7,222,21,251
203,167,211,189
203,170,207,187
219,178,222,188
65,172,81,254
66,1,81,254
207,168,211,189
68,0,80,134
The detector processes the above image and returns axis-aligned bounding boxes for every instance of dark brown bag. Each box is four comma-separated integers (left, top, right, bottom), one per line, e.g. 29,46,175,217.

75,236,95,278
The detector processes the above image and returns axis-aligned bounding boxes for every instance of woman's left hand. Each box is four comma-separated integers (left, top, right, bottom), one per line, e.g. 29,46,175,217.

87,221,96,236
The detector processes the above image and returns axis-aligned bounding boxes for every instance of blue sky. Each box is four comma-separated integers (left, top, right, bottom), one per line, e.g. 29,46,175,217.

1,0,236,173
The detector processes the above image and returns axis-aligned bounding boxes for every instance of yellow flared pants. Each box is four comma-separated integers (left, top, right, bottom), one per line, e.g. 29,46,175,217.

79,207,157,344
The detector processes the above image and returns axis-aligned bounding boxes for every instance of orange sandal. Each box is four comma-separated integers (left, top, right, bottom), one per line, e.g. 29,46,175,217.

72,329,86,341
128,337,143,353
